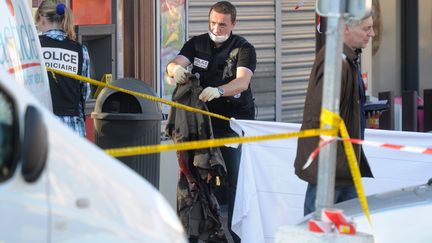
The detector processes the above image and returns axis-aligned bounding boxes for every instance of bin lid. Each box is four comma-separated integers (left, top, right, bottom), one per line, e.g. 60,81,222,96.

91,112,162,120
93,78,162,121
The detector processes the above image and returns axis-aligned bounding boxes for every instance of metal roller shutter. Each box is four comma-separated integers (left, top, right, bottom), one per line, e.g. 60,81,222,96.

187,0,316,123
188,0,276,121
281,0,316,123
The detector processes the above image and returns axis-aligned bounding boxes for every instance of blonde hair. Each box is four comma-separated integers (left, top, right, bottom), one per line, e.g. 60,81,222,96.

35,0,76,40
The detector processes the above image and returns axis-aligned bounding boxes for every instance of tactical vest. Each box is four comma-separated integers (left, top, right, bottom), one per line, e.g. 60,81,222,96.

39,35,84,116
190,34,255,133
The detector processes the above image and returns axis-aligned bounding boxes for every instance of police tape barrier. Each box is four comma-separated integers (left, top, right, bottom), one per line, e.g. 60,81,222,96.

307,137,432,169
46,67,230,122
339,119,371,226
105,128,335,157
321,108,371,226
48,67,371,225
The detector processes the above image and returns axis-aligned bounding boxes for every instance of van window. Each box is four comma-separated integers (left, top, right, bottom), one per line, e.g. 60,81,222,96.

0,89,16,181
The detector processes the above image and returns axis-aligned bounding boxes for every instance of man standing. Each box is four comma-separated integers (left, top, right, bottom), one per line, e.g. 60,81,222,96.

294,14,375,216
166,1,256,242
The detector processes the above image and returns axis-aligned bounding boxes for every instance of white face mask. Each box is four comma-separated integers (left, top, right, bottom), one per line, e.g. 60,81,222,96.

208,30,229,44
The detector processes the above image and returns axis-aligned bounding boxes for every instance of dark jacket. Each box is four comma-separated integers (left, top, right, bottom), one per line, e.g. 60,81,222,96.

166,75,226,173
165,76,227,240
294,45,373,186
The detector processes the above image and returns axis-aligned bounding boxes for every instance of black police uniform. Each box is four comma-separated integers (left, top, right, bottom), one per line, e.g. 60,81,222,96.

179,33,257,135
178,32,257,243
39,35,84,117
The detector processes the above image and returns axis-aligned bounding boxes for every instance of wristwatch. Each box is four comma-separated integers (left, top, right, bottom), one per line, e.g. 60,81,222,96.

217,87,225,96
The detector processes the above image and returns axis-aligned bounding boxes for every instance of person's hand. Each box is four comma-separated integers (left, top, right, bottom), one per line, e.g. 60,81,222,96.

172,65,188,84
199,87,221,102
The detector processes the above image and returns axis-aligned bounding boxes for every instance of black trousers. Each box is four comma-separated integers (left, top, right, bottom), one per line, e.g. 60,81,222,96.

219,145,242,243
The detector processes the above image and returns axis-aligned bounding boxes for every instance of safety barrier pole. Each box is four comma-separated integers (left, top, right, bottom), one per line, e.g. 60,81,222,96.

402,90,418,131
425,89,432,132
378,91,394,130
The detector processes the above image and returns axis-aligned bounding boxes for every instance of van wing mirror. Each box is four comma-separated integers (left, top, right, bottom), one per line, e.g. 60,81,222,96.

21,106,48,183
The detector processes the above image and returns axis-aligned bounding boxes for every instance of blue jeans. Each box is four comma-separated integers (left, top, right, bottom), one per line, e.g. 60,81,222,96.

304,183,358,216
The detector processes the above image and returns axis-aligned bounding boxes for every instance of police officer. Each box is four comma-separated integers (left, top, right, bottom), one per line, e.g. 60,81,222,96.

36,0,90,137
166,1,256,242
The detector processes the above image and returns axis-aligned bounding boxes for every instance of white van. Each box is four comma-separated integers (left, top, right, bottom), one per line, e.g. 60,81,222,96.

0,1,186,242
0,0,52,109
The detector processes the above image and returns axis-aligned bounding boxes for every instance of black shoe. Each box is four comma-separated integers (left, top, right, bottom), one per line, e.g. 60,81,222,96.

207,229,227,243
189,236,199,243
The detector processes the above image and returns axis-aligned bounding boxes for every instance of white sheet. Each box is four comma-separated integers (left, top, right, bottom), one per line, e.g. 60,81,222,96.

230,119,432,243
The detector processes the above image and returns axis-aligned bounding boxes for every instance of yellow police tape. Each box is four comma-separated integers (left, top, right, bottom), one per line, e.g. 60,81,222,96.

46,67,230,122
105,128,334,156
321,109,371,226
47,68,371,226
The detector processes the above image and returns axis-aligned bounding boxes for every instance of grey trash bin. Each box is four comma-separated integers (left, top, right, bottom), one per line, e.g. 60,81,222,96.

92,78,162,188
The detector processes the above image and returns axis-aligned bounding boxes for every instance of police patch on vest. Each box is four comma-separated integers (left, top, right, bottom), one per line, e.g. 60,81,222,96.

42,47,79,74
193,57,209,69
